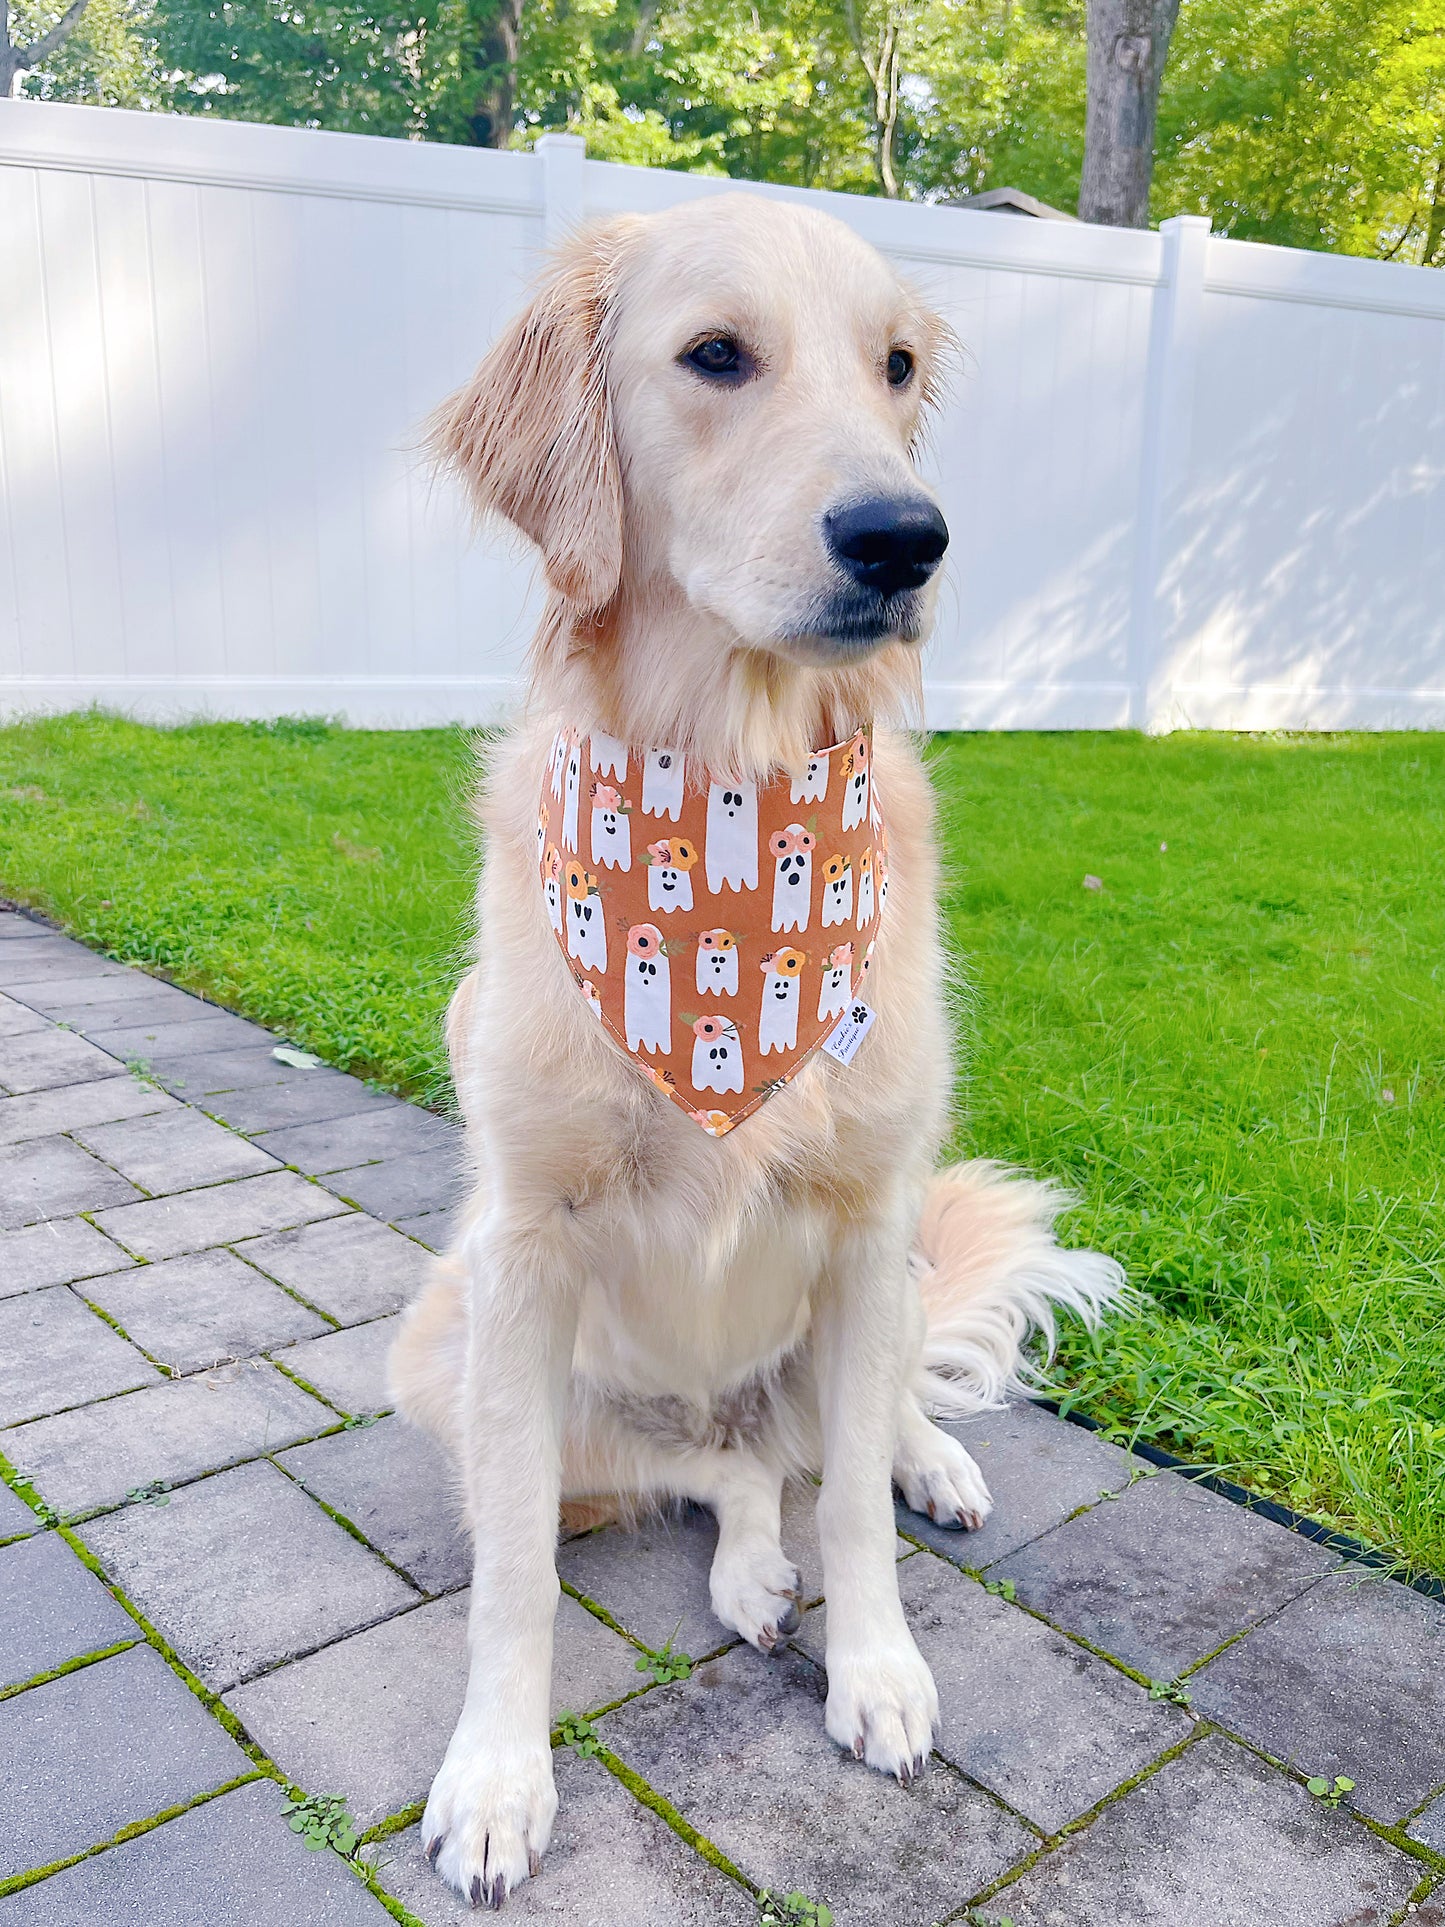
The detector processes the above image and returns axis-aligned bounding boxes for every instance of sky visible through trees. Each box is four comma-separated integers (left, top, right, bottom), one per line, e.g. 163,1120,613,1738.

10,0,1445,261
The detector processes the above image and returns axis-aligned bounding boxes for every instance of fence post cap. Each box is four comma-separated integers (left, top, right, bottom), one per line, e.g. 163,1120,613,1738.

536,132,587,155
1159,213,1212,234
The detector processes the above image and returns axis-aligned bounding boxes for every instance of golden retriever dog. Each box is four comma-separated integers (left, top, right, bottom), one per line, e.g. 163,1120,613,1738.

389,192,1123,1908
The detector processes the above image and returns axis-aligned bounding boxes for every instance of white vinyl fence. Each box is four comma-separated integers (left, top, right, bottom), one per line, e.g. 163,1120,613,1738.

2,99,1444,731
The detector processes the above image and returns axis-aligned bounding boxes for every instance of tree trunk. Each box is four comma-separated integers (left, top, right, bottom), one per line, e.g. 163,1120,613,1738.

467,0,523,148
1078,0,1181,228
845,1,904,199
1424,138,1445,267
3,0,90,95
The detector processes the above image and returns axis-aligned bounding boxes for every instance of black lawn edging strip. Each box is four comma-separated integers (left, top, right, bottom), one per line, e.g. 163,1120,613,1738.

1036,1396,1445,1604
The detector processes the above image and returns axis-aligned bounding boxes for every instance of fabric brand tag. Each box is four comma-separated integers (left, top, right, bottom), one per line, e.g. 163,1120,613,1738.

821,999,876,1067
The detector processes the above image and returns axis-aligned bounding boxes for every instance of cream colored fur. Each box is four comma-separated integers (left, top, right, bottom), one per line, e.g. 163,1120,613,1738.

388,193,1124,1909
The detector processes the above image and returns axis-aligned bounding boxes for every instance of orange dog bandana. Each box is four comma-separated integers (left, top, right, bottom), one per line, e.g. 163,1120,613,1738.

538,726,887,1134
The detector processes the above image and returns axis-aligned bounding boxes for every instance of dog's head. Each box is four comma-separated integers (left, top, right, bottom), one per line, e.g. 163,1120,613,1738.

430,195,951,669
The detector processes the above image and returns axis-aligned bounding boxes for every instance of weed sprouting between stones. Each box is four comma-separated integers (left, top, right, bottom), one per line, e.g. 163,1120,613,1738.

758,1890,834,1926
282,1792,359,1855
555,1711,601,1758
1147,1677,1193,1707
1306,1773,1355,1808
636,1618,694,1684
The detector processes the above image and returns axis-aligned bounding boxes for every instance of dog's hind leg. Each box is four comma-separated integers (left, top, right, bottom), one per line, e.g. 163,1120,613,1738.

561,1391,803,1656
892,1392,991,1532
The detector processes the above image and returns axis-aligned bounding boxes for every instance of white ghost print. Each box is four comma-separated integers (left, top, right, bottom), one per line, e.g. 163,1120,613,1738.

642,748,685,820
624,925,671,1053
695,930,739,997
769,824,815,934
590,783,632,872
691,1014,743,1094
757,950,805,1055
705,781,759,894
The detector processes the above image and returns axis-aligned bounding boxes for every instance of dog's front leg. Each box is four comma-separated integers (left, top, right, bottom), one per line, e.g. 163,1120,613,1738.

422,1207,580,1907
813,1199,939,1780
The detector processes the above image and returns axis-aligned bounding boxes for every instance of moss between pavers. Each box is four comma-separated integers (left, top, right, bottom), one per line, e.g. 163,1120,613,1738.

0,1773,263,1899
0,1638,138,1704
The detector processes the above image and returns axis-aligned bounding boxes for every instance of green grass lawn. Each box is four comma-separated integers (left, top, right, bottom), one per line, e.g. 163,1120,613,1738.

2,713,1442,1577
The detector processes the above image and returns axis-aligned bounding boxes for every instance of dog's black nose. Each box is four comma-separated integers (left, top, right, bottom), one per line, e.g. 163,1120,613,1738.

823,496,949,598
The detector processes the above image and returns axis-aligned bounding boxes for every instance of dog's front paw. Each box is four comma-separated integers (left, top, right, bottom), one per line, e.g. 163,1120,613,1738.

710,1544,802,1655
824,1630,939,1782
894,1422,993,1532
421,1730,557,1909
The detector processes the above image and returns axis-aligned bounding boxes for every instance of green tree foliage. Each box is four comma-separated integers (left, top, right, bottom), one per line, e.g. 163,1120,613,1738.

1154,0,1445,260
21,0,1445,263
11,0,171,105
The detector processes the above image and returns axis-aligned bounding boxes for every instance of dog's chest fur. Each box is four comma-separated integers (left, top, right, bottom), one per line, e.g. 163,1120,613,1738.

452,719,951,1398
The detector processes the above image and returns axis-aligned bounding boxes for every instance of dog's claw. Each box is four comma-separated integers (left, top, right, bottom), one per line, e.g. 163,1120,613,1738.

529,1849,542,1878
489,1873,507,1910
426,1835,444,1868
777,1598,802,1636
470,1873,483,1909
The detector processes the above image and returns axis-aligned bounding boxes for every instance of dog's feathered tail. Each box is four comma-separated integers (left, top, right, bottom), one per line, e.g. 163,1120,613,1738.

909,1160,1127,1419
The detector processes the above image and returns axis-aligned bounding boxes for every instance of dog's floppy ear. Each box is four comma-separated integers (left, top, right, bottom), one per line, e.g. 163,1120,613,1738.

428,223,633,612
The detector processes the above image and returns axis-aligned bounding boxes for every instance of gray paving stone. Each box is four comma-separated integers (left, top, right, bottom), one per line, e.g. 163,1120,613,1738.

0,1528,137,1688
0,1643,249,1880
0,1134,141,1229
255,1105,459,1176
0,1778,395,1926
143,1047,315,1095
991,1730,1423,1927
797,1551,1190,1832
319,1153,463,1223
0,1479,39,1540
395,1210,458,1252
0,912,51,938
1189,1566,1445,1823
278,1415,469,1593
19,970,203,1016
205,1072,399,1135
369,1755,757,1926
0,1025,122,1093
273,1315,397,1414
73,1107,280,1193
898,1400,1141,1567
0,1073,176,1148
0,937,124,985
0,1286,159,1425
238,1212,431,1323
75,992,234,1037
557,1507,736,1660
93,1169,347,1260
81,1459,418,1691
0,993,49,1037
1409,1792,1445,1853
225,1589,641,1827
98,1013,278,1061
598,1645,1033,1924
989,1471,1339,1680
7,1359,333,1514
84,1248,330,1375
0,1215,134,1298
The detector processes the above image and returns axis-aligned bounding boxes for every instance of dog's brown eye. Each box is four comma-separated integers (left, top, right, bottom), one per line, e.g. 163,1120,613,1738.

887,348,915,388
684,336,743,379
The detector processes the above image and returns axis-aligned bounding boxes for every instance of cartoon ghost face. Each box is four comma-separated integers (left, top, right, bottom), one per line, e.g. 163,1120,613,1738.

761,947,806,993
626,922,665,969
